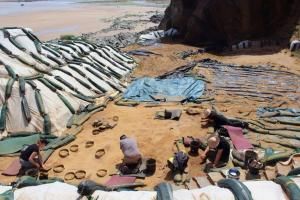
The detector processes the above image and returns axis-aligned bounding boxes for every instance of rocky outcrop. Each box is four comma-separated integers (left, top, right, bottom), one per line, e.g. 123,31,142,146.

159,0,300,46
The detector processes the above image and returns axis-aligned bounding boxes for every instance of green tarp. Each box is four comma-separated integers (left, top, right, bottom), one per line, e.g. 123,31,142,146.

0,134,40,155
0,190,13,200
0,134,76,156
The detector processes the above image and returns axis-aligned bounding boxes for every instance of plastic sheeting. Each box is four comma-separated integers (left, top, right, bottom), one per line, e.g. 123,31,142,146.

123,77,205,102
0,134,75,156
1,181,293,200
257,107,300,117
0,134,39,155
0,186,12,194
14,182,82,200
174,186,235,200
257,107,300,123
244,181,288,200
92,190,156,200
0,27,136,139
292,177,300,188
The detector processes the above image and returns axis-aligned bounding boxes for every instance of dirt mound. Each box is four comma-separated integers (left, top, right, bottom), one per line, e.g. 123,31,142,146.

160,0,300,46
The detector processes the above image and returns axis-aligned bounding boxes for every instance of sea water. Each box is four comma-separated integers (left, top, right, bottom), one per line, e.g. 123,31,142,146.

0,0,169,16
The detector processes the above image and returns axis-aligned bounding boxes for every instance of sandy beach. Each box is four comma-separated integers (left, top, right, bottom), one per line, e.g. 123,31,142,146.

1,0,300,193
0,1,167,41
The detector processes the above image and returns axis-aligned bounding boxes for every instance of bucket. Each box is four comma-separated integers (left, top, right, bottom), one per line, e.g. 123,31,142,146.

244,150,258,168
145,158,156,175
190,140,200,155
228,168,240,179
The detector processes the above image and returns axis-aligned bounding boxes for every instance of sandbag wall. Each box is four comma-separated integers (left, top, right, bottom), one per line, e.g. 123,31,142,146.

1,179,300,200
0,27,135,138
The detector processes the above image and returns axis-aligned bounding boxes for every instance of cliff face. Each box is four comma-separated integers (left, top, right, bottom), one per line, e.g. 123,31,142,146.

159,0,300,46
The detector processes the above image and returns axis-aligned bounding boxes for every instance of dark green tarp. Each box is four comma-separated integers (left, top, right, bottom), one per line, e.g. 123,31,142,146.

0,134,40,155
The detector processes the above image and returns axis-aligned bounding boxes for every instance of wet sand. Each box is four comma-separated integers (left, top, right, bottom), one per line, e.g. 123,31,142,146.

0,2,165,41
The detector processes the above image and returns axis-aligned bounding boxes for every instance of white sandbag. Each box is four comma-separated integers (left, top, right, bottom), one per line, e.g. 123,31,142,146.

54,48,73,60
92,190,156,200
67,64,107,93
0,63,9,78
73,42,91,53
50,43,80,58
100,48,133,68
186,186,235,200
6,29,38,54
51,69,96,96
80,64,115,92
41,47,66,65
89,52,127,76
65,43,83,54
0,186,12,194
0,50,38,77
0,78,78,136
243,181,288,200
0,79,40,133
292,177,300,188
34,53,58,68
104,46,134,64
97,49,129,71
0,30,37,67
14,182,83,200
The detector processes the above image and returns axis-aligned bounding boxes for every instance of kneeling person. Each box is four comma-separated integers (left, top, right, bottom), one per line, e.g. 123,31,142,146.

201,134,230,169
120,135,142,173
19,139,47,172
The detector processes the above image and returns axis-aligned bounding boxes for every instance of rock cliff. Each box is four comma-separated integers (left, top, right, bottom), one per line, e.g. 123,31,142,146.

159,0,300,46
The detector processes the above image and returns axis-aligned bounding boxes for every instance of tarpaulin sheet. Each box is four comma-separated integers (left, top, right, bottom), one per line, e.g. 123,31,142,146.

223,125,253,150
0,134,74,156
257,107,300,117
0,134,40,155
257,107,300,123
123,77,205,102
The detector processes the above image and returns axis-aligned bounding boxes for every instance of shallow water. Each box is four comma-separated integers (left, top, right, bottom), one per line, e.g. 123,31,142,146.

0,0,169,16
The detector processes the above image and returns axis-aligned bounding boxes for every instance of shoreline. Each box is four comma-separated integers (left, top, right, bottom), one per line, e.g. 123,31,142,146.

0,2,166,41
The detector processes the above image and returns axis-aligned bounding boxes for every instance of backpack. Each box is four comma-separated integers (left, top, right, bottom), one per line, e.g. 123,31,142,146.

173,151,189,172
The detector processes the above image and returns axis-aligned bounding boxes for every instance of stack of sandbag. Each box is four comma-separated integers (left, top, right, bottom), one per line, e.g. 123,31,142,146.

0,27,136,139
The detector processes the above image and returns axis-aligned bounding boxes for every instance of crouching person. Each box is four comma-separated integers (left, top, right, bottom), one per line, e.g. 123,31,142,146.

119,135,142,174
200,134,230,172
19,139,48,175
167,151,189,184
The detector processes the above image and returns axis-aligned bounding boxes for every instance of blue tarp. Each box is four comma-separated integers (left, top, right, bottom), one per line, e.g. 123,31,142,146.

123,77,205,102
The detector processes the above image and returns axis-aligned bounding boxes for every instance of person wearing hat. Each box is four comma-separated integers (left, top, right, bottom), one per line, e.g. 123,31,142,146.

119,135,142,173
201,108,248,130
200,134,230,168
